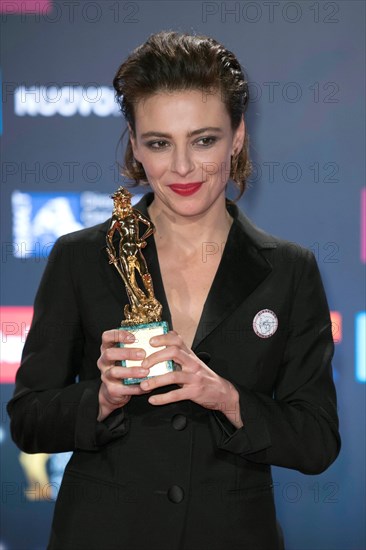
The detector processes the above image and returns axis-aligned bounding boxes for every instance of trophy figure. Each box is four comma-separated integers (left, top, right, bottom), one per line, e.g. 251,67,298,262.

106,186,174,384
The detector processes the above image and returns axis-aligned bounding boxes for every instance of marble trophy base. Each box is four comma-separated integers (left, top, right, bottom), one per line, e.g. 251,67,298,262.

118,321,174,385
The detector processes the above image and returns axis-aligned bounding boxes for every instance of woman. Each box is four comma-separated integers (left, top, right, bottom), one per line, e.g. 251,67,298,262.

7,31,341,550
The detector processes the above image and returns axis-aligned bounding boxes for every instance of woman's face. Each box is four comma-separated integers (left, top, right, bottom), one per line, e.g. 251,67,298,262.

129,89,245,219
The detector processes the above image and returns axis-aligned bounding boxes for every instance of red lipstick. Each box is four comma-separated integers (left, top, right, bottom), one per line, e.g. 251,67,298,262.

169,182,203,196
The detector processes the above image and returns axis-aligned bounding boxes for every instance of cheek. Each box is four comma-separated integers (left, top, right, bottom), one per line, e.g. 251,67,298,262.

205,142,232,166
140,156,167,180
202,151,232,184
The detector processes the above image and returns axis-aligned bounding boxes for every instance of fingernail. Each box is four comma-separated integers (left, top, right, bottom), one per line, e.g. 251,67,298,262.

150,337,157,345
136,351,145,358
141,381,149,389
126,333,135,342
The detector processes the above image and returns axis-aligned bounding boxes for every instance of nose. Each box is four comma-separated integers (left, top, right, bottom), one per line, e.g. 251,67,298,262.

171,145,195,177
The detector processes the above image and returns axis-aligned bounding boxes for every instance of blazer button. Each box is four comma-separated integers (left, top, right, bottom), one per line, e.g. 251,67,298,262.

171,414,187,431
167,485,184,503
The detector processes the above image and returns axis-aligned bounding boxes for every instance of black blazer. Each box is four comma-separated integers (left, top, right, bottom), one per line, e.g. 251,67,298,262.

8,193,340,550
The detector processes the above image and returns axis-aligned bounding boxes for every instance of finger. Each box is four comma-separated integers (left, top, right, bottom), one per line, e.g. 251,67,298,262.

101,328,135,350
140,370,189,391
141,346,194,371
104,365,150,382
148,331,187,350
106,384,148,398
100,380,150,403
147,388,188,406
101,346,146,365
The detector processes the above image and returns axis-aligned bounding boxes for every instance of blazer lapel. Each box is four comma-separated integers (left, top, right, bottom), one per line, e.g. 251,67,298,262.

191,202,275,350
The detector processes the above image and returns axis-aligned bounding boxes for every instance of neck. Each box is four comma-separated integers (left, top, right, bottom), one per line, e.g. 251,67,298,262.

147,195,233,254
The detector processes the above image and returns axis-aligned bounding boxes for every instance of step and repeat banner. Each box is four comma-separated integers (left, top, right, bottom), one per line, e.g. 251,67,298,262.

1,1,365,549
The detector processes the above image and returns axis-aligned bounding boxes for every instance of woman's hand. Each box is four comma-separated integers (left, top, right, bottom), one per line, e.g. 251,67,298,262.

97,329,152,422
139,331,244,429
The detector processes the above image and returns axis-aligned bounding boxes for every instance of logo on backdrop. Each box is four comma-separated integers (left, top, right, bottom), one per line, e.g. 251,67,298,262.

14,85,120,117
0,306,33,383
12,191,83,258
11,190,143,259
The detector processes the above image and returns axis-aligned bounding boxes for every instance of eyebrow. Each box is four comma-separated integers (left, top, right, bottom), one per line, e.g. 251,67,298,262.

140,127,224,139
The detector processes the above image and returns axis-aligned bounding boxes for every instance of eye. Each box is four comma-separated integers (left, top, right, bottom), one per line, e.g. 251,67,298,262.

146,140,170,150
195,136,218,147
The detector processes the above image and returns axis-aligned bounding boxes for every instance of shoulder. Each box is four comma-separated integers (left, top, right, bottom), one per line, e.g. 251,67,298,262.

230,201,313,263
54,219,111,248
44,219,111,270
231,206,327,304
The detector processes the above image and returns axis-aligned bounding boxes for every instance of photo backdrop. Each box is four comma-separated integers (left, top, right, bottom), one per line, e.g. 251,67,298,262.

1,1,365,549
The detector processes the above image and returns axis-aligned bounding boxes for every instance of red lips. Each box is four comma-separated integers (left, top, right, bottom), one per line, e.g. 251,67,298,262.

169,182,203,196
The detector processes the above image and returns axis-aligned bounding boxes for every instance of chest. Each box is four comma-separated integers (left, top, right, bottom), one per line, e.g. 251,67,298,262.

158,253,221,349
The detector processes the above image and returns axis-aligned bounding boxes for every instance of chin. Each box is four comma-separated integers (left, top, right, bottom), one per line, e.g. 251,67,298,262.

168,199,216,219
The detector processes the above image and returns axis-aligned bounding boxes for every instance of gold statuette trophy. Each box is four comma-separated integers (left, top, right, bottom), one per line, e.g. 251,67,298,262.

106,186,174,385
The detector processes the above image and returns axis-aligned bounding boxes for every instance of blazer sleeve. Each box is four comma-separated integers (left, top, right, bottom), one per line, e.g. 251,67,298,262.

211,249,341,475
7,235,128,454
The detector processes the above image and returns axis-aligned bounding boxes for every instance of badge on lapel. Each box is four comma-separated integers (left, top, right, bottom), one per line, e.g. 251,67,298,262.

253,309,278,338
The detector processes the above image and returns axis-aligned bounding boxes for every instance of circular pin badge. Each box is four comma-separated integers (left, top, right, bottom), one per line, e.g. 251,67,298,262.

253,309,278,338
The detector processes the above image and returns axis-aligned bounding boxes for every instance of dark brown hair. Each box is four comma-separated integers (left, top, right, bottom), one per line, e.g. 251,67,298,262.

113,30,251,197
